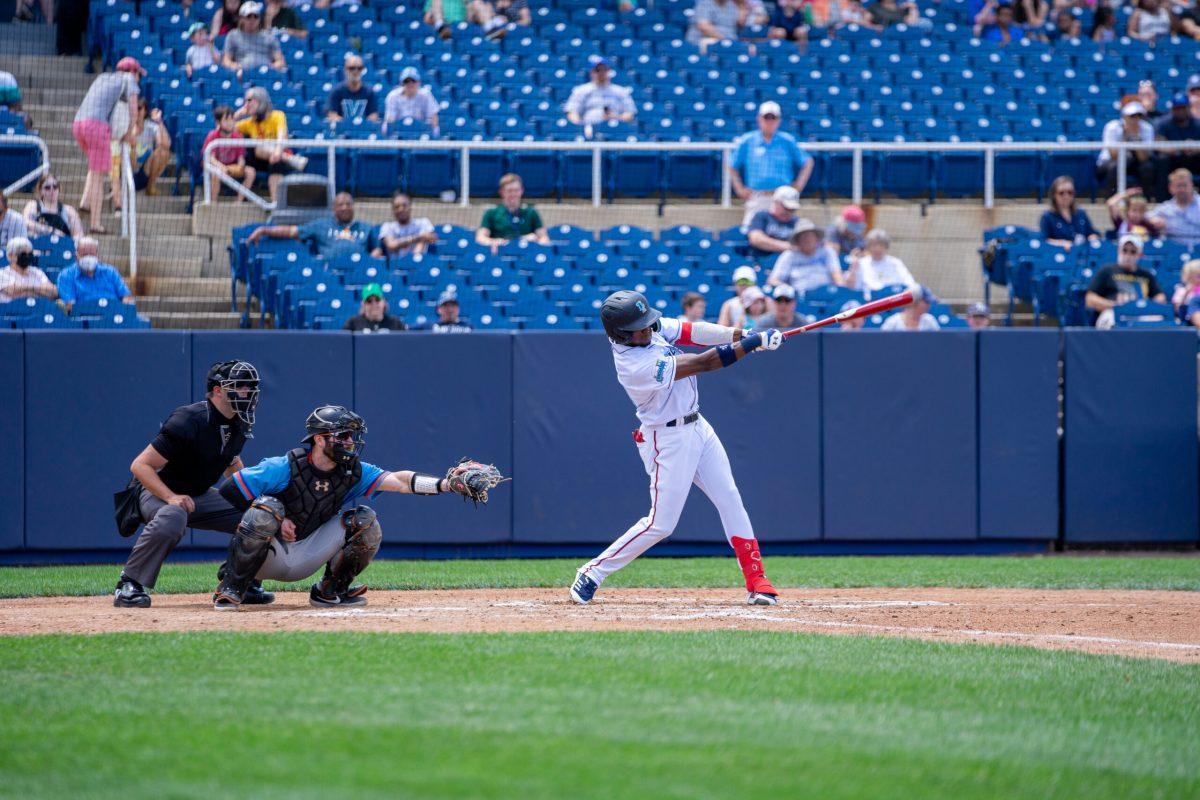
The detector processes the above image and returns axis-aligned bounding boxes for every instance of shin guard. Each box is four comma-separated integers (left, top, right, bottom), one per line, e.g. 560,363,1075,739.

731,536,777,595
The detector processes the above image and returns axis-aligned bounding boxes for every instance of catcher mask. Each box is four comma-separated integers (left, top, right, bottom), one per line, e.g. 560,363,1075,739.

303,405,367,467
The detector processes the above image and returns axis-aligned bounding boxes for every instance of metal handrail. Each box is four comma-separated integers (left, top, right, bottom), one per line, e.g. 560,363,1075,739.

203,138,1193,210
120,143,137,280
1,134,50,197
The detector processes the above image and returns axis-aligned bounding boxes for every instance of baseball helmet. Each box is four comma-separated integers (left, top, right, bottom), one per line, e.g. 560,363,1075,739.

206,360,260,431
600,290,661,345
302,405,367,466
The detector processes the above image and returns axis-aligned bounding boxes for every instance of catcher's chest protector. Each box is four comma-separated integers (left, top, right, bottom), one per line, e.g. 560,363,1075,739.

279,447,361,540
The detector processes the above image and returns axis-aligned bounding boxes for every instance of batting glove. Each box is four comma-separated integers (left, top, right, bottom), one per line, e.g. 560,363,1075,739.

761,328,783,351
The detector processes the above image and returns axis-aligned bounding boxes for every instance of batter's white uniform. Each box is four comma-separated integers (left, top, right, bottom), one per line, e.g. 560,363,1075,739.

579,318,763,585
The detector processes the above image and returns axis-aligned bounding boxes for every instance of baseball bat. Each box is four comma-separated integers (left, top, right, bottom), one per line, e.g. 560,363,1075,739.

781,289,915,338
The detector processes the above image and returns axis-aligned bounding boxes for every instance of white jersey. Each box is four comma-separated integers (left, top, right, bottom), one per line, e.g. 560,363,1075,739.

611,317,699,427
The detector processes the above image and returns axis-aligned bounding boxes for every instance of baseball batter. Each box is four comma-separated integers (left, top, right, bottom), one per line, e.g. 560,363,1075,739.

570,290,784,606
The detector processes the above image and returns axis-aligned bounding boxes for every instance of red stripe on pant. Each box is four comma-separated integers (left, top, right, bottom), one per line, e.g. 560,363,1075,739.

584,430,661,578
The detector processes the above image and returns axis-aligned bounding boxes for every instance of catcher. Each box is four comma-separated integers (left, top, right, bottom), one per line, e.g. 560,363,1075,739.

212,404,505,610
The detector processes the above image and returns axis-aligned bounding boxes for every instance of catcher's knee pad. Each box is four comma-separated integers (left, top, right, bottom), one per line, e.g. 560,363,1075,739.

342,505,382,548
219,496,284,596
325,506,382,592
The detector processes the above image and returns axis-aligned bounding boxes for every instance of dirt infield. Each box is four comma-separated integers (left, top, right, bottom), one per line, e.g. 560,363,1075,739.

3,587,1199,662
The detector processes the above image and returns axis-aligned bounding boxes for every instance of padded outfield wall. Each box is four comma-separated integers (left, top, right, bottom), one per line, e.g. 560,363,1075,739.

0,329,1195,560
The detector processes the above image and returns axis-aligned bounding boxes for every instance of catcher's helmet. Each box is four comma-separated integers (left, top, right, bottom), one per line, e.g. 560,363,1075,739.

600,290,661,345
302,405,367,466
206,360,260,431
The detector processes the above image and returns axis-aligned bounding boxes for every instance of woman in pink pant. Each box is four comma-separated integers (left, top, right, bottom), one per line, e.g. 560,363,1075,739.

72,56,143,234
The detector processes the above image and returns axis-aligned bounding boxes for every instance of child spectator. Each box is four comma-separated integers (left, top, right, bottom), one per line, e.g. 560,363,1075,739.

184,22,219,77
1106,188,1163,239
679,291,707,322
717,265,760,328
203,105,255,202
1173,259,1200,327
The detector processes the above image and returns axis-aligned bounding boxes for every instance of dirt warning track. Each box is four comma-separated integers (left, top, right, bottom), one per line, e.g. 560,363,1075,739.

2,587,1198,662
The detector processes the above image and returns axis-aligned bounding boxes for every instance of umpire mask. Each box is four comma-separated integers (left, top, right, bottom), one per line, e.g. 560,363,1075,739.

207,360,261,433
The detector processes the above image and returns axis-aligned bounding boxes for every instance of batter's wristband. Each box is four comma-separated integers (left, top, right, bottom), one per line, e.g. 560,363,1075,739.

740,331,764,354
716,343,738,367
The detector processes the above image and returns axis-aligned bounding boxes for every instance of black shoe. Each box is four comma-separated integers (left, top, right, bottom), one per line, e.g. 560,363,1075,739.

241,581,275,606
113,576,151,608
309,583,341,608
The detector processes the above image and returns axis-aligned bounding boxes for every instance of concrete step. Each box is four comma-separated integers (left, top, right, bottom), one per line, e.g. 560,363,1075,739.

136,295,235,314
0,23,57,55
20,87,88,106
0,54,88,74
110,256,206,282
147,311,244,329
2,72,90,91
140,276,229,296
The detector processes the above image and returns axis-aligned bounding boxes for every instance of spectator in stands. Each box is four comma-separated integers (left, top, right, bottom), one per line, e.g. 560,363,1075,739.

1138,81,1165,124
717,265,760,327
1046,8,1080,40
881,285,940,331
845,229,918,293
0,236,56,303
739,285,768,327
73,57,142,235
870,0,920,28
344,283,407,332
1173,259,1200,326
837,300,865,330
493,0,532,26
326,54,379,123
184,22,219,77
967,302,991,328
768,219,844,292
0,192,29,248
1181,0,1200,40
248,192,379,258
1086,234,1166,327
769,0,811,44
211,0,244,36
1127,0,1172,43
234,86,299,203
1013,0,1047,28
978,1,1026,44
373,191,437,257
1106,189,1163,239
832,0,871,27
265,0,307,37
730,102,814,225
1089,6,1115,42
1040,175,1100,249
825,205,867,256
1155,94,1200,177
476,173,550,252
223,2,286,74
112,98,172,207
424,0,470,37
1097,102,1158,200
22,173,83,239
384,67,441,135
12,0,51,23
679,291,707,322
747,186,800,257
55,237,133,314
686,0,741,48
1149,168,1200,246
564,56,636,128
428,289,473,332
1188,74,1200,120
755,284,801,329
467,0,522,38
203,105,255,203
0,71,24,118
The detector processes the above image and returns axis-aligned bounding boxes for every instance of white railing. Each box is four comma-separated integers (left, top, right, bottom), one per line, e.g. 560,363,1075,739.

1,134,50,197
203,138,1192,211
119,143,137,280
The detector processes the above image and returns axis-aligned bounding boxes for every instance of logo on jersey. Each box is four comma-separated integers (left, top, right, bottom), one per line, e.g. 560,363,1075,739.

635,300,647,313
654,359,668,383
220,425,232,449
313,480,331,493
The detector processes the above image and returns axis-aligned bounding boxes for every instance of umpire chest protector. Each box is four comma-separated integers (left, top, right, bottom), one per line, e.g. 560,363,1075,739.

278,447,360,540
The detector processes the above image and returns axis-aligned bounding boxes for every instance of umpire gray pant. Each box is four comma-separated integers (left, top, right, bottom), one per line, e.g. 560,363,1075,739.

122,488,243,588
255,515,351,584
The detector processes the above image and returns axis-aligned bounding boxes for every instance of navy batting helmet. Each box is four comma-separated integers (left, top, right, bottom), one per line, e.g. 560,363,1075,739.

600,290,661,345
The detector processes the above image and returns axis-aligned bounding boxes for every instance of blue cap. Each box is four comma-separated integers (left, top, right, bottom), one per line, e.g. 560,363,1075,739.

915,284,936,304
1188,74,1200,91
588,55,611,70
399,66,421,83
1172,92,1189,107
967,302,989,317
437,289,459,306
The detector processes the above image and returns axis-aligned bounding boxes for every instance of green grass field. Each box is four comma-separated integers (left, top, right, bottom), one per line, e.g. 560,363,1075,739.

2,556,1199,798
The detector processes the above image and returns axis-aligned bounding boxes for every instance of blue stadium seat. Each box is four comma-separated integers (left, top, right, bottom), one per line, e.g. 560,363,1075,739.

1114,299,1178,328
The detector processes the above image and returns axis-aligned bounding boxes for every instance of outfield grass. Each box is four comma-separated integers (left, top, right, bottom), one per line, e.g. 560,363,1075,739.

0,631,1196,799
1,555,1198,598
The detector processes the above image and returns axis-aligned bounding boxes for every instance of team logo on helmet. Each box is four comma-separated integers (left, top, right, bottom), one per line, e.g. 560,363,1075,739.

635,300,647,313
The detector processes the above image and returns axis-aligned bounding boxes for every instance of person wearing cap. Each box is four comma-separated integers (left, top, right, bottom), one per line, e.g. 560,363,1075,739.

717,264,760,327
476,173,550,252
1127,0,1172,44
881,285,940,331
384,67,441,135
223,2,286,73
344,283,407,333
730,101,814,225
326,52,379,123
184,21,219,76
678,291,707,322
1154,94,1200,178
564,56,636,127
686,0,742,48
825,205,867,256
845,229,918,294
966,302,991,329
265,0,307,38
738,285,768,328
72,57,143,235
426,290,473,333
248,192,379,259
1149,168,1200,247
767,218,844,293
754,284,802,330
746,186,800,257
1097,101,1159,198
373,191,437,258
1085,234,1166,328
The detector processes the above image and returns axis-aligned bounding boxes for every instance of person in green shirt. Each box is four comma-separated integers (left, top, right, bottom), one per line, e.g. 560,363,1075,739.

475,172,550,252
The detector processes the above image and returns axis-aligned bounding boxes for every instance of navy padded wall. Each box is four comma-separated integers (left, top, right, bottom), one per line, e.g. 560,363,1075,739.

24,331,191,549
1063,330,1199,543
978,330,1059,540
822,331,978,540
0,332,23,549
353,333,513,544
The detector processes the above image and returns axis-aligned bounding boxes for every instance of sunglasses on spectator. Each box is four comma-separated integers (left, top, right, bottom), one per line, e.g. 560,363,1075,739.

347,65,364,71
365,296,383,303
761,113,779,120
42,183,59,190
1056,189,1074,195
1121,246,1140,254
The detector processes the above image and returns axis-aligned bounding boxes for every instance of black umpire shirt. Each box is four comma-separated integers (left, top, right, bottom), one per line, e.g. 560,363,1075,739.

150,400,248,497
343,313,407,332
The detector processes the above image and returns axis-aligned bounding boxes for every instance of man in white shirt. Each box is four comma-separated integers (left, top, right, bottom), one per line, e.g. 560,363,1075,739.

1149,168,1200,247
1096,101,1159,199
564,55,636,128
372,191,437,257
881,285,940,331
569,290,784,607
0,236,57,303
383,67,441,135
846,228,918,294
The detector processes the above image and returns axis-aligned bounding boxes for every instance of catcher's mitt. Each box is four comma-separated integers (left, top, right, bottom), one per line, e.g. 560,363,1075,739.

444,457,508,506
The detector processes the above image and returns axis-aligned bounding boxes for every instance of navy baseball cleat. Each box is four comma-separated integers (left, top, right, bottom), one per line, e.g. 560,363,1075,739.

113,576,151,608
570,571,598,605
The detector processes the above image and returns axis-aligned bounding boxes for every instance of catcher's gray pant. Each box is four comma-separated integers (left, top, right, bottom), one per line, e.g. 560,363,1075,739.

123,488,242,588
255,514,357,583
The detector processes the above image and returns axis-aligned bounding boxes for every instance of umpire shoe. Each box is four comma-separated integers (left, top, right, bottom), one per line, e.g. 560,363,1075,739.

570,571,598,605
241,580,276,605
113,575,151,608
212,587,242,611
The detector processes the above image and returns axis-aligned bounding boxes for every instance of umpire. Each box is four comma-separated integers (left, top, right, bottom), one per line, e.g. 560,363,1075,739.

113,360,274,608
